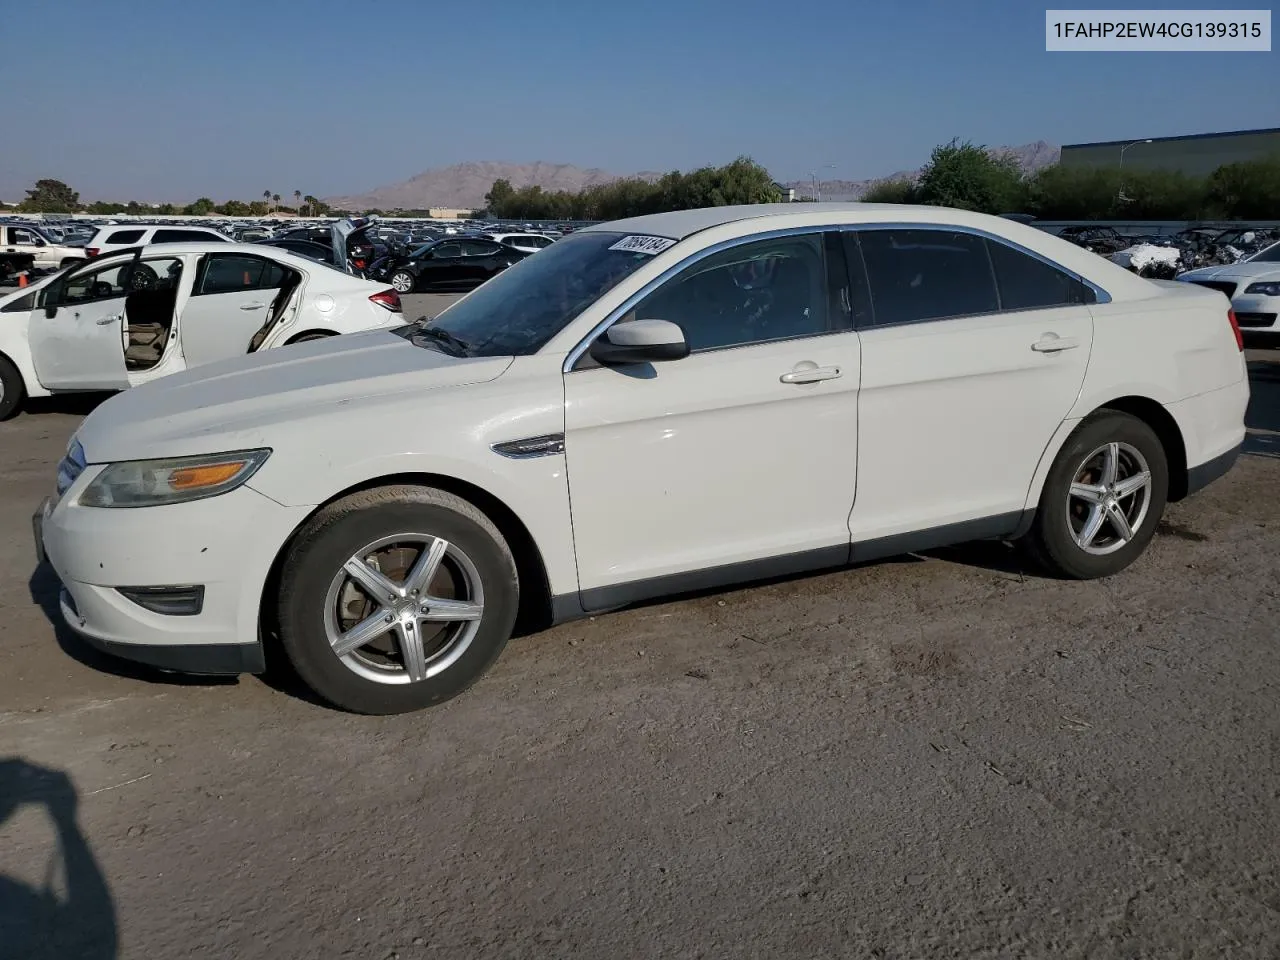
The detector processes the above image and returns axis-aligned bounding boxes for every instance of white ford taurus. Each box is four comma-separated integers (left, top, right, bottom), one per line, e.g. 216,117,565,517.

35,204,1249,714
0,238,402,419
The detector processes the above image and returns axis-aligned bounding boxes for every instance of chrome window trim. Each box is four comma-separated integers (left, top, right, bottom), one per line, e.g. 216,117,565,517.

560,221,1111,373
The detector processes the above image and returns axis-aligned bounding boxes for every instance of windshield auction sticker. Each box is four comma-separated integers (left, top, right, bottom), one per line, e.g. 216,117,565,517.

609,235,678,255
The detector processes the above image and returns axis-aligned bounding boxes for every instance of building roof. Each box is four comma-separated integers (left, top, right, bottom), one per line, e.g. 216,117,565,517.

1063,127,1280,150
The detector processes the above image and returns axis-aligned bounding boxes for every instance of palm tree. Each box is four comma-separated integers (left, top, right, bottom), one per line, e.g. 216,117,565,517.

304,195,319,217
262,189,271,212
272,194,280,212
294,190,302,214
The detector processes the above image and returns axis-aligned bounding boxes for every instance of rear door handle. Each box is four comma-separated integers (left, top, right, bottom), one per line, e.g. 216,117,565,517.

96,314,121,325
1031,335,1080,353
780,364,843,384
240,302,266,311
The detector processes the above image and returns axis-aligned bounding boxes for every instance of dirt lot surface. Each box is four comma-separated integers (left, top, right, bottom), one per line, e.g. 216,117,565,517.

1,331,1278,959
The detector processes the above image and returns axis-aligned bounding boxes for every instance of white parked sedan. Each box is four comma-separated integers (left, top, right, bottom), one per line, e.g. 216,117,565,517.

0,241,403,418
1178,239,1280,345
35,204,1249,714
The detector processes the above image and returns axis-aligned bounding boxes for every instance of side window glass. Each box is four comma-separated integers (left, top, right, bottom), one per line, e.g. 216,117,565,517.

12,228,40,245
129,256,184,293
197,255,282,295
56,262,131,304
857,229,998,326
632,234,832,352
986,240,1091,310
107,228,144,245
433,243,461,259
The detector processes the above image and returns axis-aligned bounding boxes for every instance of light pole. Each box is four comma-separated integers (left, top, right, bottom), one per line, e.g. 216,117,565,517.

1118,138,1152,172
815,163,837,202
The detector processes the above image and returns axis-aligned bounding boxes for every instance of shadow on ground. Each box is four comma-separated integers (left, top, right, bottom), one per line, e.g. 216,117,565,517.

0,759,117,959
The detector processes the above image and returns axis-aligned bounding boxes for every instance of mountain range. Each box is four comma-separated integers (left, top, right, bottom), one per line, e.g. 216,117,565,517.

325,142,1062,211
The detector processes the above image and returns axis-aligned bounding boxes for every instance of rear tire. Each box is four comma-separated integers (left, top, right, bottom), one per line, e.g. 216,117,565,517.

286,331,334,345
276,485,519,714
0,353,25,420
1024,412,1169,579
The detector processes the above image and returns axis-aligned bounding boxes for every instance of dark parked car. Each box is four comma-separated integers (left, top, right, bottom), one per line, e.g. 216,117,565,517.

278,225,381,267
255,238,338,265
376,238,528,293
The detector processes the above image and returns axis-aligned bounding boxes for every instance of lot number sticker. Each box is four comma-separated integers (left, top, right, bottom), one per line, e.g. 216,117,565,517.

609,235,677,255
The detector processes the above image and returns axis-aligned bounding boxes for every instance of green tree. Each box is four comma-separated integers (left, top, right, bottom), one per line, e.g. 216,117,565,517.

914,140,1027,214
248,200,269,216
156,203,178,215
19,178,81,213
1205,155,1280,219
219,199,251,216
87,200,126,214
183,197,216,216
263,189,272,211
861,178,917,204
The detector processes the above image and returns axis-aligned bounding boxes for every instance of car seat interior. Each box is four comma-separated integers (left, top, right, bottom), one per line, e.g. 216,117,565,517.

247,270,302,352
123,286,179,370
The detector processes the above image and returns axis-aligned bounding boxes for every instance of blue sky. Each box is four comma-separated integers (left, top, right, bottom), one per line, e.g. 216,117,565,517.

3,0,1276,202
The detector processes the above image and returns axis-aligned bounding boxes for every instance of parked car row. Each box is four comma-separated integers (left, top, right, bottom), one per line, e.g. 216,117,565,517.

1055,224,1280,279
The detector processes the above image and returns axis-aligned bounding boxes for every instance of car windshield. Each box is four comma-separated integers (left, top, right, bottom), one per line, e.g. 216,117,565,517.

415,231,662,356
1247,242,1280,263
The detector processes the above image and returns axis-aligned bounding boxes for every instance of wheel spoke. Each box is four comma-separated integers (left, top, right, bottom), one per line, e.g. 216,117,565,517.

419,597,484,622
343,557,401,603
1099,442,1120,486
403,538,448,598
1113,470,1151,498
396,620,428,682
1076,505,1105,548
332,610,393,657
1106,502,1134,542
1070,481,1106,504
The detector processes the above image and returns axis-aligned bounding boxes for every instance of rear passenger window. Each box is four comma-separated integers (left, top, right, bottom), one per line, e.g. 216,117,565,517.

196,255,287,295
106,229,144,244
153,229,220,243
986,240,1093,310
856,229,999,326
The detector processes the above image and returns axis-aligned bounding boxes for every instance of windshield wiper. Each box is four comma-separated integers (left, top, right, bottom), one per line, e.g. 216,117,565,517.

411,324,472,357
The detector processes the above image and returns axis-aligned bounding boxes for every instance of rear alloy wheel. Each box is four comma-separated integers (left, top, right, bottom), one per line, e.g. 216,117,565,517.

0,354,25,420
277,485,519,714
389,270,415,294
1025,412,1169,579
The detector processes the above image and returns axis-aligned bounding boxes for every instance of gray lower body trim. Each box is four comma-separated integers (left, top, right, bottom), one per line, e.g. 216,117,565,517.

1185,442,1242,498
550,511,1031,623
78,632,264,675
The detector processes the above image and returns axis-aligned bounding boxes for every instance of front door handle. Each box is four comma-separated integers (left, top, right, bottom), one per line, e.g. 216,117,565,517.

96,314,121,325
1031,335,1080,353
780,364,843,384
240,302,266,311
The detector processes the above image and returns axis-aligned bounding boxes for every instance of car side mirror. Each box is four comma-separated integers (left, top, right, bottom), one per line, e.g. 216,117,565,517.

589,319,689,366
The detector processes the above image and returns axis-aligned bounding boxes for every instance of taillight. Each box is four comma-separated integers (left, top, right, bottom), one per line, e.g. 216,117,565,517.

1227,309,1244,352
370,290,402,312
85,247,99,258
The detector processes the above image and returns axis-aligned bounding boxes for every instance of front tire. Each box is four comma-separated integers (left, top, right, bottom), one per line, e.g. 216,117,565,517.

276,485,519,714
389,270,415,294
1024,412,1169,579
0,353,25,420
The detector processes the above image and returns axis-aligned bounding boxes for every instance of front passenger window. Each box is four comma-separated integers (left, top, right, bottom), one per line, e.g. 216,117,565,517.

631,234,833,352
54,262,131,305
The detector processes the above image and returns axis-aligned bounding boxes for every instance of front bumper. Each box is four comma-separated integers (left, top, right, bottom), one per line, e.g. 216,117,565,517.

35,482,312,675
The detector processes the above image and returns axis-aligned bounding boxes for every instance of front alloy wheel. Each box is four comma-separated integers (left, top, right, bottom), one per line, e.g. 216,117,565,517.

325,534,484,684
277,485,519,714
390,270,414,293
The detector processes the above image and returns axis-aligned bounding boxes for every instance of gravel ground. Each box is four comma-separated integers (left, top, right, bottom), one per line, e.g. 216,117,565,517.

0,330,1277,959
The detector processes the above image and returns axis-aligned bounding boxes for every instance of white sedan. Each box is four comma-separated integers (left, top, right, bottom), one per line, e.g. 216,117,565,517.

36,204,1249,714
1178,240,1280,345
0,240,403,418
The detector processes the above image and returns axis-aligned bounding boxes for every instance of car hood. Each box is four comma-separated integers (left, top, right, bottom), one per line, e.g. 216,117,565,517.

75,329,513,463
1178,262,1280,282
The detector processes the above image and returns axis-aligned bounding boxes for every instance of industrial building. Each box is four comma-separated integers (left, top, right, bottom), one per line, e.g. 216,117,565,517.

1060,127,1280,177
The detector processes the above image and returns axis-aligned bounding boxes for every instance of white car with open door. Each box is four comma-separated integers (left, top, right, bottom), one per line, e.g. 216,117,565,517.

0,239,402,418
34,204,1248,715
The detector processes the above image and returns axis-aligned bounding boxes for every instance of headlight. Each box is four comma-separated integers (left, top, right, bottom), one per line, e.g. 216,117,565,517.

78,449,271,508
1244,282,1280,297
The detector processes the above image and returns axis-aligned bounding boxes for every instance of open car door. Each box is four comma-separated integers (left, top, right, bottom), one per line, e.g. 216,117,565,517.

28,252,139,390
